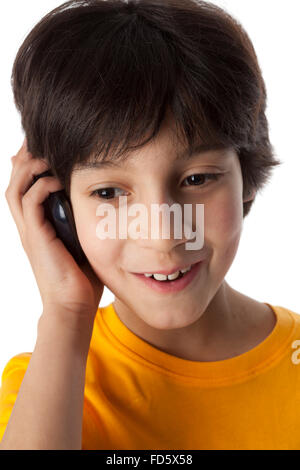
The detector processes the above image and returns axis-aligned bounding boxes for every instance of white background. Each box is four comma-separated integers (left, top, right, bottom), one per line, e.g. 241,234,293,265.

0,0,299,375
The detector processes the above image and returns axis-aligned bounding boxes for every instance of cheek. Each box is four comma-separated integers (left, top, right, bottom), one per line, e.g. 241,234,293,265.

72,202,120,267
204,185,244,251
77,218,120,265
77,221,124,289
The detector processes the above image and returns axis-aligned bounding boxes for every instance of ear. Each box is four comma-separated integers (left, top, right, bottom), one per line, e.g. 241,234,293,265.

243,188,256,203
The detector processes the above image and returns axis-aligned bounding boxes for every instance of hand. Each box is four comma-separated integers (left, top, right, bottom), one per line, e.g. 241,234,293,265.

5,138,104,328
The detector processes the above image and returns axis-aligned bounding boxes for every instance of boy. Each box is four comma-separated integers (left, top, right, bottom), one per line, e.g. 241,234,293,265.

1,0,300,450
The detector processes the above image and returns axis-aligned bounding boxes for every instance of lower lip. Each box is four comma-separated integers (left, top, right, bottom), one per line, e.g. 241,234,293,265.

132,262,203,294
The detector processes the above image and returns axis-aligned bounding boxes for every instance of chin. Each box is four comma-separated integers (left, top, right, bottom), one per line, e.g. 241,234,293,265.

141,309,201,331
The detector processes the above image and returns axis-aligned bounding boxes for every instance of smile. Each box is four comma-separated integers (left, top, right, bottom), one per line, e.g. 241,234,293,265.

144,265,192,281
132,261,203,294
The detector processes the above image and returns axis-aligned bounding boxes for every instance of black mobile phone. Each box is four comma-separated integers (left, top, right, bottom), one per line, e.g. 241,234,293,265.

30,169,88,266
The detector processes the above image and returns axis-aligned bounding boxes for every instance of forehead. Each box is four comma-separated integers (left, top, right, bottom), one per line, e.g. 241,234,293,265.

72,142,232,174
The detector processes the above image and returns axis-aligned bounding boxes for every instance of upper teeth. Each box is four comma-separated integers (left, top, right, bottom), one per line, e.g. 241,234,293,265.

144,265,192,281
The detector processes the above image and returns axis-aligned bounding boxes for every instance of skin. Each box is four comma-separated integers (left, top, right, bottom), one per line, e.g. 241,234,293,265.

69,116,276,362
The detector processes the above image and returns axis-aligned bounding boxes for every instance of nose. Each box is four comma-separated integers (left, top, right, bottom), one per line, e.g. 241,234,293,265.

126,196,196,252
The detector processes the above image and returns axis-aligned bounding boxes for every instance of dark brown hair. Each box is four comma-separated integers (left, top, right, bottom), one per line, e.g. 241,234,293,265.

11,0,282,217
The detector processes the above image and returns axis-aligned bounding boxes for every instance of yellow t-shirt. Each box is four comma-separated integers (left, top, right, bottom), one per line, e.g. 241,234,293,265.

1,302,300,450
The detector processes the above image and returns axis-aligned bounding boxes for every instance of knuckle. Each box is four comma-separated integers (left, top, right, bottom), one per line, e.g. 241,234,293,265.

31,161,51,177
18,151,31,163
23,175,50,200
5,187,13,202
33,175,50,186
28,158,49,172
34,157,50,168
22,190,33,204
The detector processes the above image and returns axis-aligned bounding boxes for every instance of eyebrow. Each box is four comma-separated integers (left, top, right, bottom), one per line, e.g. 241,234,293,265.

73,143,228,172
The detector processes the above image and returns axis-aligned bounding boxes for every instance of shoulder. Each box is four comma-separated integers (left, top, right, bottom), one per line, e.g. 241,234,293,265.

0,353,32,387
272,304,300,328
281,305,300,322
0,353,32,442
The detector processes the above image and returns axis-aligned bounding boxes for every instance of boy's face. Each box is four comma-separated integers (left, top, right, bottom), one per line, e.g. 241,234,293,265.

70,117,251,331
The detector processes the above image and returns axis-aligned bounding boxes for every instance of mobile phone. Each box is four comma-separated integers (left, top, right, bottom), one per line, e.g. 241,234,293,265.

29,169,88,266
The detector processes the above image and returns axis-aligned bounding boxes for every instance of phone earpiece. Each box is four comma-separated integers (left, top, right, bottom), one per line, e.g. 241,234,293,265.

31,170,88,266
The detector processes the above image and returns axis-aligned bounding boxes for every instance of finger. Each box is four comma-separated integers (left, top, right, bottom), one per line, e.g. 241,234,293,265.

15,138,32,163
7,157,50,199
22,176,64,234
9,141,34,178
6,158,53,235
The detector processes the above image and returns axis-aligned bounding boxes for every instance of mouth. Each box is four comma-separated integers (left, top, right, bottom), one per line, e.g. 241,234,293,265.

131,261,203,294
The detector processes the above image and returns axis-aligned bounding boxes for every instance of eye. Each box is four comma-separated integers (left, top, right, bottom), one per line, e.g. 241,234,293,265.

90,187,128,200
90,173,223,200
182,173,223,188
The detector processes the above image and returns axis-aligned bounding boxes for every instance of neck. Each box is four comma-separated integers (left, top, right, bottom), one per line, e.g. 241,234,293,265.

113,281,265,362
